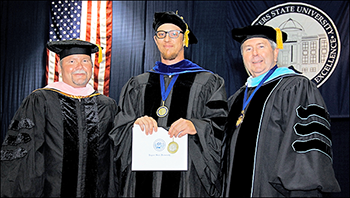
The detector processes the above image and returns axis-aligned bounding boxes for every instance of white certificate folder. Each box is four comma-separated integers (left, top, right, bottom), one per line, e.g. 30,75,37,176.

132,125,188,171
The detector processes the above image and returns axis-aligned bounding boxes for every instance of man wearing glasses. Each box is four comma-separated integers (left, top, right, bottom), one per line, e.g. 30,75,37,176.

110,11,228,197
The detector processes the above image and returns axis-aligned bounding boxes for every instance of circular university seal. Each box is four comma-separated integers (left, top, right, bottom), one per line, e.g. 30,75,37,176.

252,2,341,87
153,139,166,152
167,141,179,154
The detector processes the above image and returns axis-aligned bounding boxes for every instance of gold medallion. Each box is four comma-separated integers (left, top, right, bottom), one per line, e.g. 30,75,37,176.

156,106,168,117
156,101,168,117
236,110,245,127
167,138,179,154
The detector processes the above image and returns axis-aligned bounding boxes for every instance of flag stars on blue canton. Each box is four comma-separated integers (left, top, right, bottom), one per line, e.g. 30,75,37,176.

49,0,81,42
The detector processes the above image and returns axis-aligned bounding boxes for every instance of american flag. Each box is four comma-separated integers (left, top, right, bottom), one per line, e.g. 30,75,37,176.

46,0,113,96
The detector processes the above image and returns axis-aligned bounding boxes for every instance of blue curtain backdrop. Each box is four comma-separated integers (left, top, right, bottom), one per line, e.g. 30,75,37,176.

1,1,348,197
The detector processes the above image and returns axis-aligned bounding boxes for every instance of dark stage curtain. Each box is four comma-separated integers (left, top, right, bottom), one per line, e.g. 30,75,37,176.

1,1,50,142
1,1,348,197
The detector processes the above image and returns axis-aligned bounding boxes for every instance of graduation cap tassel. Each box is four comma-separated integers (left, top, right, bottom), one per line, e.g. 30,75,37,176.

275,27,284,49
175,11,190,47
96,44,103,63
183,24,190,47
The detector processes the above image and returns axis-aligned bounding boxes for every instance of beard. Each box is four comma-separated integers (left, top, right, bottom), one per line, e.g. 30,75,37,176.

161,51,178,61
160,46,185,61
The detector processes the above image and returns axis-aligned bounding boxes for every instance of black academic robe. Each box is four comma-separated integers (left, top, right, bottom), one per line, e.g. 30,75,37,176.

221,74,341,197
1,88,118,197
109,71,228,197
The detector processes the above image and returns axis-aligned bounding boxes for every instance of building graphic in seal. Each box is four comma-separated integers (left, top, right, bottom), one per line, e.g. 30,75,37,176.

252,2,341,87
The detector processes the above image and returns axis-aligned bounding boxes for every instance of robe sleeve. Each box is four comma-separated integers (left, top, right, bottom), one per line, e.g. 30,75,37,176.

188,73,228,196
269,76,341,196
1,91,46,197
109,76,144,195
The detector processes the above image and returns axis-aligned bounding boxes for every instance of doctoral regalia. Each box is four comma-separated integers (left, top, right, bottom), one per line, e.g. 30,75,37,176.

1,88,117,197
221,67,341,197
109,59,228,197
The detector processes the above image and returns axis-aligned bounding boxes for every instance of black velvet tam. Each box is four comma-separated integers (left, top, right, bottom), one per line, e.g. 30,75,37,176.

231,25,287,44
153,11,198,44
47,39,99,59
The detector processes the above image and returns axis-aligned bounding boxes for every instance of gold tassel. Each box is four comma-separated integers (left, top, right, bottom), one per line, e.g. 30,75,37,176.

176,11,190,47
275,27,283,49
183,24,190,47
96,44,103,63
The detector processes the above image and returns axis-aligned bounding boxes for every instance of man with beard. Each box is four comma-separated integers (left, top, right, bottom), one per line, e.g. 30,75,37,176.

1,39,118,197
109,11,228,197
221,25,340,197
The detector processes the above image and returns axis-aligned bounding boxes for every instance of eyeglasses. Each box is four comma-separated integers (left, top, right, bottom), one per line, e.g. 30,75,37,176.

155,30,184,39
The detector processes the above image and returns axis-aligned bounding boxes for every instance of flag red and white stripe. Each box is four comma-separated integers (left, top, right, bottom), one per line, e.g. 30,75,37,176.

46,1,112,96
